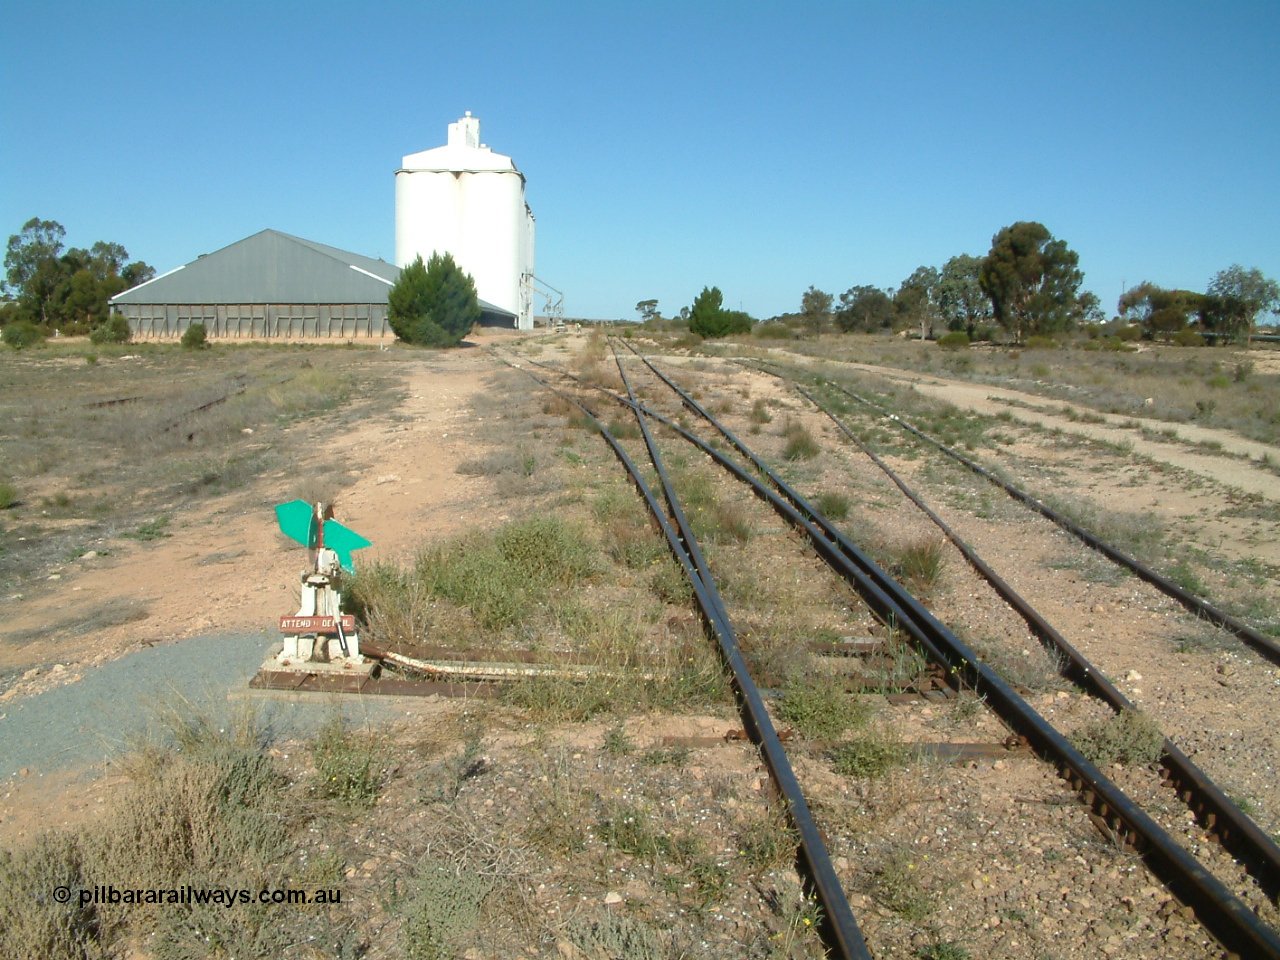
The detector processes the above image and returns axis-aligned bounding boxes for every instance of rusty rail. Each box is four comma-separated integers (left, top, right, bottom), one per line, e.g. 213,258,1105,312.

574,342,1280,960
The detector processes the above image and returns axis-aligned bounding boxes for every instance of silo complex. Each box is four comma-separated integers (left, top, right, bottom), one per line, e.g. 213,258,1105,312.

395,113,535,330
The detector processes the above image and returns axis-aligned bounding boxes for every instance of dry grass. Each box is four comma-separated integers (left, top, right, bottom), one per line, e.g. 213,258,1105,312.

782,421,820,461
0,343,402,590
892,536,948,597
728,333,1280,444
0,708,323,960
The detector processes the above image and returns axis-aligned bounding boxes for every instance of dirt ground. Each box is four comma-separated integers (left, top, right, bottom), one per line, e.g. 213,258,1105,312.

0,335,510,851
3,330,1278,959
9,334,1274,704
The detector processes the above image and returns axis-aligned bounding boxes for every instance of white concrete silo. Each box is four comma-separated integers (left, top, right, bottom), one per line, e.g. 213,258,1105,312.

395,113,536,330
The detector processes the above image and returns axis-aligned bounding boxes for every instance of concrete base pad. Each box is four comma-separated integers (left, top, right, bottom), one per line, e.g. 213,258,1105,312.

260,641,376,677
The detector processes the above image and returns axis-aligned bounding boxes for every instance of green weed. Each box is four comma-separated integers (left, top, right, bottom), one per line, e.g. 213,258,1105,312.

831,735,908,779
123,515,171,541
640,744,690,767
311,715,387,808
420,724,486,804
566,913,668,960
1071,708,1165,767
602,723,634,756
1167,559,1207,596
779,674,869,740
894,537,948,596
873,849,934,922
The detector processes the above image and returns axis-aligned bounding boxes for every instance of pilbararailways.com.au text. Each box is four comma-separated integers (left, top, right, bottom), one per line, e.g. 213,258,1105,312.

72,885,342,907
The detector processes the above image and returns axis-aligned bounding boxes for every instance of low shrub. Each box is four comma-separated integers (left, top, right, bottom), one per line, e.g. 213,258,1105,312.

936,331,969,349
671,333,703,351
650,557,693,605
737,809,797,871
1172,328,1206,347
311,715,388,807
401,859,493,960
2,320,44,350
753,322,795,340
606,417,642,439
894,537,948,595
1071,708,1164,766
566,912,668,960
89,315,132,345
1023,335,1058,350
707,500,753,543
831,734,907,779
0,833,98,960
347,559,432,648
456,447,537,477
814,491,850,520
873,849,934,921
413,517,596,629
180,322,208,349
1103,336,1137,352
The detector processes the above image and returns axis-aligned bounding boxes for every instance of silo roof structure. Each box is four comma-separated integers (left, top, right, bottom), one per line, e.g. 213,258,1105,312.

396,113,536,330
399,112,523,176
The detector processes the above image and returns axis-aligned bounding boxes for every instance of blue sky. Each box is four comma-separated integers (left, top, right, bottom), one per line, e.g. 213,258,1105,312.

3,1,1277,320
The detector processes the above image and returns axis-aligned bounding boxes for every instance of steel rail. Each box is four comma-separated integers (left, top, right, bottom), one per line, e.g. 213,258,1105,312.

596,343,1280,960
744,360,1280,667
783,379,1280,899
497,355,873,960
609,343,731,631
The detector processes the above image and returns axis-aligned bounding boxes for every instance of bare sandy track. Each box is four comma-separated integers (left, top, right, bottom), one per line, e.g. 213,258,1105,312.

759,353,1280,500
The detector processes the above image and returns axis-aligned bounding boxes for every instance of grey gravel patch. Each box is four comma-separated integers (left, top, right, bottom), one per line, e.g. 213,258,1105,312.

0,631,399,779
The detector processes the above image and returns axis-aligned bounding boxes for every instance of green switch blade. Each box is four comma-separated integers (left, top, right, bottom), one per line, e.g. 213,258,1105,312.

323,520,371,573
275,499,319,548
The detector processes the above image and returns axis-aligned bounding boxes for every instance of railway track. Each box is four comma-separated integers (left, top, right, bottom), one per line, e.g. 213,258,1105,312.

743,359,1280,668
744,367,1280,901
491,340,1280,960
501,357,874,959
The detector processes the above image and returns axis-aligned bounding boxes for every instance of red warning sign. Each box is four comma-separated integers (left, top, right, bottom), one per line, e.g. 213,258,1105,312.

279,615,355,634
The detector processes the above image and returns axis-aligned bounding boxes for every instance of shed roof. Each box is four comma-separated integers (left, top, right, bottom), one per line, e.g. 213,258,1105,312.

110,229,515,319
110,230,399,305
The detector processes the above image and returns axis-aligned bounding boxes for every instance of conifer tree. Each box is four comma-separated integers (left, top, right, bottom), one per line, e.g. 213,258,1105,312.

387,252,481,347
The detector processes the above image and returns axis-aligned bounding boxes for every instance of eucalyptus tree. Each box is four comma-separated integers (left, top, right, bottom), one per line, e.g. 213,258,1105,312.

978,221,1083,341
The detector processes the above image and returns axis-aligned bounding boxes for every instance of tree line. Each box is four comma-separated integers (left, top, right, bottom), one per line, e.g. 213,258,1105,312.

814,222,1102,343
1117,266,1280,346
637,220,1277,346
1,218,155,342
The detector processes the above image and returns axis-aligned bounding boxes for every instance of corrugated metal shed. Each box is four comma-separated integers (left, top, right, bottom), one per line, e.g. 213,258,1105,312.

109,229,515,339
